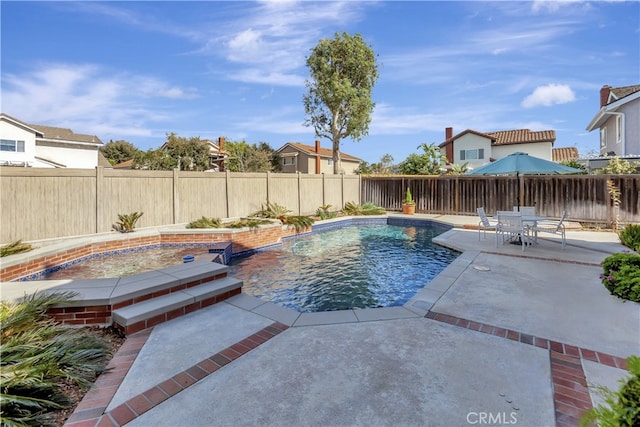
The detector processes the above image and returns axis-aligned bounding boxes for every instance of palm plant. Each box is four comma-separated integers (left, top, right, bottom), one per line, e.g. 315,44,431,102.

1,292,111,426
342,201,386,216
186,217,222,229
0,240,34,258
113,212,144,233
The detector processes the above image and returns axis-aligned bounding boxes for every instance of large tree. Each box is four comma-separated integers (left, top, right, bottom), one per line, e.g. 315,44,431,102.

303,32,379,174
100,140,138,165
162,133,210,171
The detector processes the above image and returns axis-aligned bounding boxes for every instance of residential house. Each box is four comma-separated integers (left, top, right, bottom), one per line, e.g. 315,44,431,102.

438,127,556,170
586,84,640,157
276,140,362,174
0,113,103,168
552,147,579,163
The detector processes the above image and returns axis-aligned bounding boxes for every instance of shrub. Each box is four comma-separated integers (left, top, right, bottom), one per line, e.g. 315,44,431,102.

225,218,273,229
113,212,144,232
342,201,386,216
251,202,291,219
600,252,640,302
581,356,640,427
0,240,35,257
1,292,111,426
315,204,337,220
186,217,222,229
618,224,640,252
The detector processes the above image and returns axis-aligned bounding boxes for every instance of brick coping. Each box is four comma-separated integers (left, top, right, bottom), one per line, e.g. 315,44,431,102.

63,312,627,427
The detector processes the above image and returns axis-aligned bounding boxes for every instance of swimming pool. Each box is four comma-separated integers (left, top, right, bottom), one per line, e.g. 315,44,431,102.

228,222,459,312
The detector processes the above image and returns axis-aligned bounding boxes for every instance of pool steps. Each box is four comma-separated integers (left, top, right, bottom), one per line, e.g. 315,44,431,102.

112,275,242,335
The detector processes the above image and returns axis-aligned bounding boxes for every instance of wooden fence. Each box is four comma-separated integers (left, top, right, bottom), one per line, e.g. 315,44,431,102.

2,168,639,243
0,168,361,243
361,175,640,225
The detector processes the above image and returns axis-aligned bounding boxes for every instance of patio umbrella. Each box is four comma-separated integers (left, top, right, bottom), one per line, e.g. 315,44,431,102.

466,152,583,210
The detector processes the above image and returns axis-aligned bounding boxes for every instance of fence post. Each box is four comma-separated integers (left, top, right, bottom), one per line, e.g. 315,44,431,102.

297,172,302,215
173,168,179,224
95,166,103,233
225,170,231,218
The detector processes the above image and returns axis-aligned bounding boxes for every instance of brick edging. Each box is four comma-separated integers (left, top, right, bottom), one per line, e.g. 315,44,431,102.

63,322,289,427
425,311,628,427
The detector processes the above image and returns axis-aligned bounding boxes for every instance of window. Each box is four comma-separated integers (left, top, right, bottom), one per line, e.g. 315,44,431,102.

459,149,484,161
0,139,25,152
616,115,622,144
600,128,607,148
282,157,295,165
328,158,333,165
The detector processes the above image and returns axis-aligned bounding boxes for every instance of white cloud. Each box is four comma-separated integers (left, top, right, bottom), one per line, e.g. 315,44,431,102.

521,84,576,108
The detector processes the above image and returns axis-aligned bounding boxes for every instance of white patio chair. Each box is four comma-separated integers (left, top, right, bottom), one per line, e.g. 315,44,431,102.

477,207,498,241
496,211,531,251
530,211,568,249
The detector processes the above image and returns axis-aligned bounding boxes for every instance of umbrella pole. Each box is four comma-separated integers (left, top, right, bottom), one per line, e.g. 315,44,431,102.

517,172,520,211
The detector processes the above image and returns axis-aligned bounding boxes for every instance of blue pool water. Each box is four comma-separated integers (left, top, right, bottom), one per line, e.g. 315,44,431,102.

228,223,459,313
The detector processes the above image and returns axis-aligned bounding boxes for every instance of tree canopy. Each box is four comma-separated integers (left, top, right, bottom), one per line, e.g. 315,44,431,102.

303,32,379,174
132,133,210,171
100,140,138,165
224,140,281,172
398,143,448,175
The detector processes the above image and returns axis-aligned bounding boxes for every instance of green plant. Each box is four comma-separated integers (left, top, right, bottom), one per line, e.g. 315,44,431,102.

251,202,291,219
600,252,640,302
618,224,640,252
113,212,144,233
597,157,640,175
0,240,35,257
1,292,111,426
280,215,315,231
224,218,273,229
186,217,222,229
581,356,640,427
607,180,622,231
315,204,337,220
342,201,386,216
404,188,414,205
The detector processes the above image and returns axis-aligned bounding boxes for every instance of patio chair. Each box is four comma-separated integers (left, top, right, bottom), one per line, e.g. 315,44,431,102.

476,207,498,241
530,210,568,249
496,211,531,251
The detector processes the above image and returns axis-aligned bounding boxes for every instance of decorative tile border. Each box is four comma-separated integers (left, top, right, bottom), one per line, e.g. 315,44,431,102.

63,322,289,427
425,311,628,427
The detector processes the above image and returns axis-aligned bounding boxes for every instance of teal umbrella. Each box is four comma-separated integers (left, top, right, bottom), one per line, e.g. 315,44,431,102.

466,152,583,176
466,152,583,209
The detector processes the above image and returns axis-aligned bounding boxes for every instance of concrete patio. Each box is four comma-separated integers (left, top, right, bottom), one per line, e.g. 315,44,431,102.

60,214,638,427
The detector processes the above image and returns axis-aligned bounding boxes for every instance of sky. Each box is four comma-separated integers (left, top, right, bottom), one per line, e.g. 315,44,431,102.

1,1,639,165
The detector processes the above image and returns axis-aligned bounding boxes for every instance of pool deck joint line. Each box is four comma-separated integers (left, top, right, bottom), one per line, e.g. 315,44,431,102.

63,311,626,427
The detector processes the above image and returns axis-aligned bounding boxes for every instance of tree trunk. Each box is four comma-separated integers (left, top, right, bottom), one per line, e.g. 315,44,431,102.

332,138,341,174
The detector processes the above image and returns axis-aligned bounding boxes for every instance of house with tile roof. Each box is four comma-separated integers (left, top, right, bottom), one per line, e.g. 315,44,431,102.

552,147,579,163
586,84,640,157
0,113,103,168
438,127,556,170
276,140,362,174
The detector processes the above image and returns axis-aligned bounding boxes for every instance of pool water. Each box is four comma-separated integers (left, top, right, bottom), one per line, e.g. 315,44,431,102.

39,247,208,280
228,223,459,312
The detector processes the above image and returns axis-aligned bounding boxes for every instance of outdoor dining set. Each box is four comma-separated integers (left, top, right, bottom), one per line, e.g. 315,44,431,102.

477,206,568,251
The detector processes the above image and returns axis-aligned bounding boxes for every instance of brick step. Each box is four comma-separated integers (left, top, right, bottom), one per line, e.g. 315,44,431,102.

112,276,243,335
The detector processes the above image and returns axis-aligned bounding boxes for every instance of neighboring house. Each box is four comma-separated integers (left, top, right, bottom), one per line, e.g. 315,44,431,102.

586,84,640,157
276,140,362,174
158,136,229,171
438,127,556,170
0,113,103,168
552,147,579,163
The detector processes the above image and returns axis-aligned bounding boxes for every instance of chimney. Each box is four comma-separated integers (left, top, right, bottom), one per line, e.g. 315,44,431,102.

218,136,225,172
445,127,453,140
600,85,611,107
218,136,225,152
315,140,321,174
